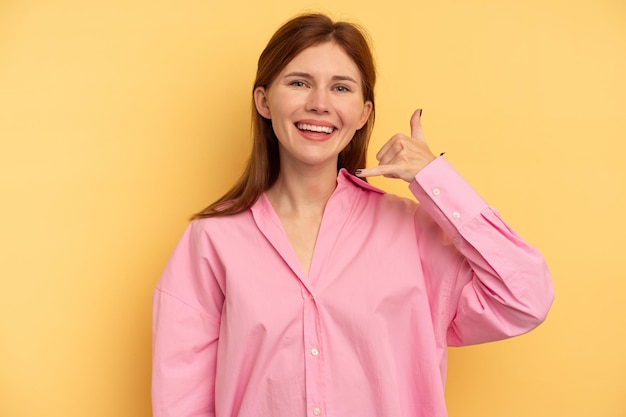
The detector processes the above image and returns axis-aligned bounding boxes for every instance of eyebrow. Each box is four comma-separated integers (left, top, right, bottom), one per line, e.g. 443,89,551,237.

284,72,359,84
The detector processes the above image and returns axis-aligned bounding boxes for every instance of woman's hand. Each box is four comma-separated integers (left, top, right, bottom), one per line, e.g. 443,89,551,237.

356,109,437,183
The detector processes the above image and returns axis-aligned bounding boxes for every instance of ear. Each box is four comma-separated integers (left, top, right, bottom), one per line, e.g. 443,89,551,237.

253,86,271,119
357,100,373,129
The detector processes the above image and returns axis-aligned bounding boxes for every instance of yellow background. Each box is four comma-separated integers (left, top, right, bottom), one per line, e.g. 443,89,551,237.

1,0,625,416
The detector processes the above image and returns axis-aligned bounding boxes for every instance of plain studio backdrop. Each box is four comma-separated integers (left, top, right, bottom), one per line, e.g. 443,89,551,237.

1,0,624,416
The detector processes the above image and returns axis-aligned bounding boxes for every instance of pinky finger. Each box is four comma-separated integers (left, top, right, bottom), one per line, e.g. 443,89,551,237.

355,165,399,179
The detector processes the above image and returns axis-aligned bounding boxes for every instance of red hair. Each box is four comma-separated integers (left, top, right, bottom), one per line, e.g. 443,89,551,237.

193,13,376,219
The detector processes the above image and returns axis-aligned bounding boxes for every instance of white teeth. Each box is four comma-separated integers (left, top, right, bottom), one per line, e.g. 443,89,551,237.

297,123,334,134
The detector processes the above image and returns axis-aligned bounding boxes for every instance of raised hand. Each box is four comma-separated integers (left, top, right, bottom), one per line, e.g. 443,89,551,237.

356,109,437,183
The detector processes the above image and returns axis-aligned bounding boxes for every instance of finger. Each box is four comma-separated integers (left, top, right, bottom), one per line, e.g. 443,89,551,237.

374,136,397,162
375,134,411,162
410,108,424,141
355,165,400,179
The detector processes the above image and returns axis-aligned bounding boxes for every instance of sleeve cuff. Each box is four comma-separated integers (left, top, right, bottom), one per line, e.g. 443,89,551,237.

408,156,489,231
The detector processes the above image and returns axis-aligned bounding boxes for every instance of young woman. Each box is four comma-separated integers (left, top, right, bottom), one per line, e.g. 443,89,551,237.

152,13,554,417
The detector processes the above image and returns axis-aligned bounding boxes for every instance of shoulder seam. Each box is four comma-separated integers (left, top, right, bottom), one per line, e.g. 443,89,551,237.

154,287,221,325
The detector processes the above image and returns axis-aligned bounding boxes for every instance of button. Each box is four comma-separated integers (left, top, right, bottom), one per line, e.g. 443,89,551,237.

452,211,461,219
311,348,319,356
432,187,441,196
313,407,322,415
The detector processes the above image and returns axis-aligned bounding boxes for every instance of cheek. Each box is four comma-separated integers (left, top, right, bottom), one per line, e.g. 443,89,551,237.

348,104,370,128
270,118,292,142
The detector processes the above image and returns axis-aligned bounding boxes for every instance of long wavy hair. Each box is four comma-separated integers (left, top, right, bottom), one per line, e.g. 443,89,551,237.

193,13,376,219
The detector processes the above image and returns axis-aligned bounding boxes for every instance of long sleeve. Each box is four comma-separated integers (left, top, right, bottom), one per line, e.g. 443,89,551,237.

409,157,554,346
152,221,225,417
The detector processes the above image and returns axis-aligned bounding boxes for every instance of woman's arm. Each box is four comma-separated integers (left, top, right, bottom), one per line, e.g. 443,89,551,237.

410,157,554,346
357,109,553,345
152,222,225,417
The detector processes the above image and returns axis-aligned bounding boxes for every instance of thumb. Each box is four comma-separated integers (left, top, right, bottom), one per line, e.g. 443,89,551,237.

410,108,424,140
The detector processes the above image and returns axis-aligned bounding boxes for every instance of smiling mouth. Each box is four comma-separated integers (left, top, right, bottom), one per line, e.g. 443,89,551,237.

296,123,335,134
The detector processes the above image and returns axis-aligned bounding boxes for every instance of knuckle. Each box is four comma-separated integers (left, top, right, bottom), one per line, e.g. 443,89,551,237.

393,141,405,153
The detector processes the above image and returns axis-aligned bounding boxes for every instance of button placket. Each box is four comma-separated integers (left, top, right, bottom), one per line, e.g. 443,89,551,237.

303,290,325,417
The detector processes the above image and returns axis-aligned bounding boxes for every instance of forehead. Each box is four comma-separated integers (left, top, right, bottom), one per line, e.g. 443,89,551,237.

280,42,362,80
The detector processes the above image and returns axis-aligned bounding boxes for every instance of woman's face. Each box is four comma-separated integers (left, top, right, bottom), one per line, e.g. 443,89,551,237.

254,42,373,172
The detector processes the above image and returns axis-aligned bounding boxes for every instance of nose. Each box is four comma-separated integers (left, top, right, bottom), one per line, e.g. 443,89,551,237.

305,88,330,113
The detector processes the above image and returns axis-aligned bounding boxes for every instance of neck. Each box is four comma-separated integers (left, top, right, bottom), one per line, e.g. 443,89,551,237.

266,162,339,218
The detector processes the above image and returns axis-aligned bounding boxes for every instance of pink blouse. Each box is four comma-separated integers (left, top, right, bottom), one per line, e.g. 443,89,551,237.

152,157,554,417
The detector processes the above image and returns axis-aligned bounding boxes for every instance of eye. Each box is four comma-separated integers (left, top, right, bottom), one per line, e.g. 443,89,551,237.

334,85,351,93
289,80,307,88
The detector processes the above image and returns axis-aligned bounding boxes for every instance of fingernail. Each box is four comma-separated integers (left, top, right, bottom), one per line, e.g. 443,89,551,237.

355,169,362,175
419,108,423,117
